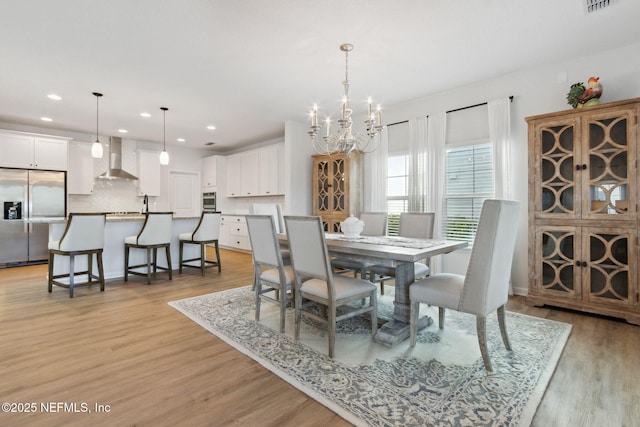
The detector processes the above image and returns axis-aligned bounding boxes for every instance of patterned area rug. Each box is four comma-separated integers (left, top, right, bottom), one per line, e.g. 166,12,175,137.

169,287,571,427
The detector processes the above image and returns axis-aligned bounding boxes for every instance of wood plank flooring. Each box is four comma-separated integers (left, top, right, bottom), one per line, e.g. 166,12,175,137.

0,249,638,426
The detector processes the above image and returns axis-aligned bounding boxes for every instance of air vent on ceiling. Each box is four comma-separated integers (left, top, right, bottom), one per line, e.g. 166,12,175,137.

205,142,216,146
584,0,613,13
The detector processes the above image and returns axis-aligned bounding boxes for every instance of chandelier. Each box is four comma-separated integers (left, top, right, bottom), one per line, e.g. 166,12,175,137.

308,43,383,156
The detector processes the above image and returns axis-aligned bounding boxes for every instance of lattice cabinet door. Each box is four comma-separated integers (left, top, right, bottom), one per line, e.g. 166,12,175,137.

533,118,580,220
535,226,581,300
581,109,637,220
582,227,638,309
313,156,331,216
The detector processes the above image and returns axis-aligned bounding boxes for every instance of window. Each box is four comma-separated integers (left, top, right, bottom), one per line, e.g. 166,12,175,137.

443,143,494,244
386,154,408,235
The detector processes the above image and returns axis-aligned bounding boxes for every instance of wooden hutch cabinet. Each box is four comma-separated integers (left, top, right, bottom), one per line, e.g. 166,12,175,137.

526,98,640,325
312,152,362,232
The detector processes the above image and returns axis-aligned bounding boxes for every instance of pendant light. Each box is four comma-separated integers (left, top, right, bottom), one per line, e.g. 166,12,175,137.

91,92,104,158
159,107,170,165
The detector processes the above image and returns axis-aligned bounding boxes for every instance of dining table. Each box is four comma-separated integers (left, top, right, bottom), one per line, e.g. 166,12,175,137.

279,232,467,348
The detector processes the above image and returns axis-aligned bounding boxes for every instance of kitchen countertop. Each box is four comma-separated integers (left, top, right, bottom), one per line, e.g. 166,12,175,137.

26,214,200,224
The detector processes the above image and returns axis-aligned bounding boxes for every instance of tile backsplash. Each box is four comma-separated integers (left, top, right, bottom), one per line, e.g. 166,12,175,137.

68,179,150,213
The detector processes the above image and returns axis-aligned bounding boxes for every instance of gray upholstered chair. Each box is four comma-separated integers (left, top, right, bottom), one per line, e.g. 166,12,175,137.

179,211,221,276
249,203,290,265
246,214,295,333
124,212,173,284
409,199,521,372
48,213,107,298
284,215,377,358
331,212,388,279
369,212,435,294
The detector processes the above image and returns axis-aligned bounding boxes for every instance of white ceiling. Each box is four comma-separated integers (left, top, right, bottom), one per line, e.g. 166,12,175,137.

1,0,638,152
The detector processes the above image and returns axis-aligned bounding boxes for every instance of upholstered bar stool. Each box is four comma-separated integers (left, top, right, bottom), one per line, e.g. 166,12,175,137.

124,212,173,284
48,213,107,298
179,211,222,276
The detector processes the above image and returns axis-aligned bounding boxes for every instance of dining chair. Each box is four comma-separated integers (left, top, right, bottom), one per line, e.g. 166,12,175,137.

409,199,521,372
124,212,173,284
246,215,295,333
249,203,290,264
331,212,388,278
48,213,107,298
368,212,435,294
284,215,377,358
179,211,222,276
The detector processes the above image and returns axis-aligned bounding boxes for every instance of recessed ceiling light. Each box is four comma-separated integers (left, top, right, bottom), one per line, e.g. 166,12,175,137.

140,112,151,118
177,138,185,142
47,94,62,101
40,117,53,122
118,129,128,134
207,125,216,130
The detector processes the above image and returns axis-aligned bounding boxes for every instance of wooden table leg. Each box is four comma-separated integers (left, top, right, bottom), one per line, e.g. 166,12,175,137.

373,261,433,347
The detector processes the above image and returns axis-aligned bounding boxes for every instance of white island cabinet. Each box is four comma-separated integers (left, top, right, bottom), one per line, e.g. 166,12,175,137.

45,215,201,280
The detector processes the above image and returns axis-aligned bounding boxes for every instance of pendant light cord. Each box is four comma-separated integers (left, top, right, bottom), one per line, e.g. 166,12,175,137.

93,92,103,142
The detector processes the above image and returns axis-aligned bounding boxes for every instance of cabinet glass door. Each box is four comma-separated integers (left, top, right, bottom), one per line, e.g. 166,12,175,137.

315,158,330,213
331,157,346,215
584,228,637,308
537,121,578,218
536,226,580,299
584,110,636,219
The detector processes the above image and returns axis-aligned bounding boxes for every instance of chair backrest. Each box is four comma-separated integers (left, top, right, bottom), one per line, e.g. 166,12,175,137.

360,212,388,236
192,211,221,241
249,203,285,234
284,216,333,285
399,212,435,239
459,199,521,316
246,215,284,269
136,212,173,245
59,213,106,252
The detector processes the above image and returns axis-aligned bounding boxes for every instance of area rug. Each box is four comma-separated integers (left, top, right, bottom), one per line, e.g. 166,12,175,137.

169,286,571,427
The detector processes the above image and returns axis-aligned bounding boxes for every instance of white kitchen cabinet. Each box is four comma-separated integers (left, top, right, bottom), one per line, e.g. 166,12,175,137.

67,141,94,194
226,151,260,197
137,150,161,196
258,143,284,196
202,155,220,190
220,215,251,251
226,144,284,197
0,130,68,170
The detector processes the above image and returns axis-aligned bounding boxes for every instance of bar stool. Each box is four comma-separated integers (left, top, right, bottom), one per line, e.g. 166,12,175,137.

124,212,173,284
179,211,222,276
48,213,107,298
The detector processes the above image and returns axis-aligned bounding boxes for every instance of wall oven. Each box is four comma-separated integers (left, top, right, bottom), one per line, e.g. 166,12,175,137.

203,192,217,212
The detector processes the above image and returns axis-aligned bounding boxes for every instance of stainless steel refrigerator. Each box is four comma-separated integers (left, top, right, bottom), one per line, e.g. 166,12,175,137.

0,168,66,266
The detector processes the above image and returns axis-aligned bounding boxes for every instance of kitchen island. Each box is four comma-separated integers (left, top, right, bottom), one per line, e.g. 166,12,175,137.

37,214,203,280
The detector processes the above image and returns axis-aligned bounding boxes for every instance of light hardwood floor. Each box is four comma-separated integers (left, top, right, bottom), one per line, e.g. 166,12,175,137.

0,249,638,427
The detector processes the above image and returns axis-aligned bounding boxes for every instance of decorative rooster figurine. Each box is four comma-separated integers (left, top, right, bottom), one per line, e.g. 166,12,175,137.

567,77,603,108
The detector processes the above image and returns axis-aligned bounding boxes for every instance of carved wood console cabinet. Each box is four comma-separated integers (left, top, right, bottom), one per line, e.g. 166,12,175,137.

526,98,640,325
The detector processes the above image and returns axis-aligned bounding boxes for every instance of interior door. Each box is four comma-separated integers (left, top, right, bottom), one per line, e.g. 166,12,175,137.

169,171,200,217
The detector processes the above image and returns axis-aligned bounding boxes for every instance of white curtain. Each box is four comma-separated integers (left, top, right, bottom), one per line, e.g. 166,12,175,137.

425,113,446,239
409,113,446,273
488,98,512,199
408,117,428,212
363,126,388,212
488,97,514,293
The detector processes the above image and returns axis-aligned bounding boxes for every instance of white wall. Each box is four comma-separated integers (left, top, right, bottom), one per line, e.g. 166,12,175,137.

290,41,640,295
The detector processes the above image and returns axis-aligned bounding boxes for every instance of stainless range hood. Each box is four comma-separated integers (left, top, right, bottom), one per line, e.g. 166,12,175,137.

97,137,138,180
